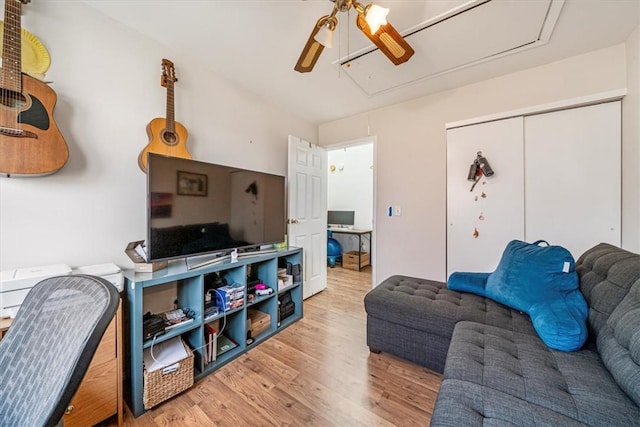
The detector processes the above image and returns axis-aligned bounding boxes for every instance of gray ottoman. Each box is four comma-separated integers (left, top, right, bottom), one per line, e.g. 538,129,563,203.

364,275,533,373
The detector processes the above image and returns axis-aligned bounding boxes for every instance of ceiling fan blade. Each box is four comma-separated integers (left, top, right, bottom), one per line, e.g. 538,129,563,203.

356,15,414,65
294,22,326,73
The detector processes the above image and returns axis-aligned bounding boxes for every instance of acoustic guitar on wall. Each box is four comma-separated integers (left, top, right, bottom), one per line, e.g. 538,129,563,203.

138,59,191,173
0,0,68,177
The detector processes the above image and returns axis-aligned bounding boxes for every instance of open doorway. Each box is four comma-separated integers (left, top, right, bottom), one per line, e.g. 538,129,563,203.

326,139,375,287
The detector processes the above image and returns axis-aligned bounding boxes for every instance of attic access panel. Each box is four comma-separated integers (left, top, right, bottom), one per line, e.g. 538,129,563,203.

340,0,564,95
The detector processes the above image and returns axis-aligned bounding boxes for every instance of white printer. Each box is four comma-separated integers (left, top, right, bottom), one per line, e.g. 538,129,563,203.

0,264,72,318
72,263,124,292
0,262,124,319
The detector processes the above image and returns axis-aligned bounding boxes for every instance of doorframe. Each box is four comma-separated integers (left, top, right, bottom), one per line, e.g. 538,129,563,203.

324,136,377,287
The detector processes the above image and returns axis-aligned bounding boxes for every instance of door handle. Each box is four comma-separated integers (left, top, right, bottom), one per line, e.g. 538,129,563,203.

288,218,299,224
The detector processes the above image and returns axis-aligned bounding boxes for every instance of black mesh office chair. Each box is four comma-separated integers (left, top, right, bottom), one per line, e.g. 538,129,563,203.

0,275,119,427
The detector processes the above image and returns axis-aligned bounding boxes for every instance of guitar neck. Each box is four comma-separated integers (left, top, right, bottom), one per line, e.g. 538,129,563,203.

2,0,23,93
166,80,175,134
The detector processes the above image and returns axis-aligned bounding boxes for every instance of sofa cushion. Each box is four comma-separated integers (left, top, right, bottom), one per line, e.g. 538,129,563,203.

364,275,535,340
433,321,640,426
432,379,590,427
448,240,588,351
576,243,640,343
598,279,640,407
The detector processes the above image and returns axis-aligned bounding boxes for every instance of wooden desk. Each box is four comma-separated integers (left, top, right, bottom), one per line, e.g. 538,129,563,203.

0,304,123,427
0,317,12,340
328,228,372,271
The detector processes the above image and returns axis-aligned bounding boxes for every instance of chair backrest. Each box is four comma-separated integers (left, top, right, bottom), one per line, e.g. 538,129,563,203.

0,274,119,427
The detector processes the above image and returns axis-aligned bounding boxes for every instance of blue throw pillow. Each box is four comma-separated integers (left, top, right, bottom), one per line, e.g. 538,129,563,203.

448,240,588,351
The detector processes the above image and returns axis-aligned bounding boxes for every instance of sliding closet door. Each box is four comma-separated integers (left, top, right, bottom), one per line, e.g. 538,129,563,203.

524,101,621,258
446,117,524,278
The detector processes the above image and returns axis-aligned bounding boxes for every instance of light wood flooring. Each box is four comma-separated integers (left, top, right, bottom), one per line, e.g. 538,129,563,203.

113,266,442,426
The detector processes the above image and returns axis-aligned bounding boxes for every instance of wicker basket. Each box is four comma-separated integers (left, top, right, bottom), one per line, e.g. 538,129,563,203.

143,339,194,409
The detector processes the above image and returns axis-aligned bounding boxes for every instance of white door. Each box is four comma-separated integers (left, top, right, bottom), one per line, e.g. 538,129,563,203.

446,117,525,278
287,135,327,299
524,101,621,258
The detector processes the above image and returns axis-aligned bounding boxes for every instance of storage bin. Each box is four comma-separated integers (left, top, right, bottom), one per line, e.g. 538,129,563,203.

143,339,194,409
277,274,293,291
343,251,370,270
247,308,271,338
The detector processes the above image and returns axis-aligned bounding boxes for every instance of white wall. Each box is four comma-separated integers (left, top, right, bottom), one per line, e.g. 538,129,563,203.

623,26,640,253
0,2,316,271
320,43,634,284
327,143,374,253
327,143,374,229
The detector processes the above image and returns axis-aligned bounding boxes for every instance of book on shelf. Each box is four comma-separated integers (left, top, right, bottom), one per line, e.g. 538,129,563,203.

216,333,238,356
204,324,217,364
203,340,207,364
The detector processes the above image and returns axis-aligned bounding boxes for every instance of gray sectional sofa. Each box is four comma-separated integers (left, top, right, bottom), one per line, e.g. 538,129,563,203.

364,243,640,426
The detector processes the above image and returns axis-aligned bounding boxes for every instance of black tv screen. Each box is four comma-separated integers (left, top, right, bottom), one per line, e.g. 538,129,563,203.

147,154,286,261
328,210,355,226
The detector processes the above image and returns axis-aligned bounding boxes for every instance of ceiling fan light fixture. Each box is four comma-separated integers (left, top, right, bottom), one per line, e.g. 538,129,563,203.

314,25,335,48
314,16,337,48
295,0,414,72
356,14,415,65
363,4,388,34
295,15,334,73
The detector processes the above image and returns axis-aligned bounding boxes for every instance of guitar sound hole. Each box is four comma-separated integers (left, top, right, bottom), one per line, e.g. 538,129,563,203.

163,131,177,145
0,89,27,108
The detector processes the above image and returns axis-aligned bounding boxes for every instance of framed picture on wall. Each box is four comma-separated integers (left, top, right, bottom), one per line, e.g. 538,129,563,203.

177,171,208,196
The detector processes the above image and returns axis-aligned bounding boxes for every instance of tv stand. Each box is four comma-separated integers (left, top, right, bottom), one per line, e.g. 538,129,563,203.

123,247,303,417
186,245,284,269
186,252,230,270
237,248,278,258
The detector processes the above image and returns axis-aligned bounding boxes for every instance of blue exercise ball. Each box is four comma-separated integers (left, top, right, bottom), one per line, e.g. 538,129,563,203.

327,237,342,268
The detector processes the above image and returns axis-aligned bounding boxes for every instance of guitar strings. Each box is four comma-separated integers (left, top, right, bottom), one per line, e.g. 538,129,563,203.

166,65,174,157
4,0,22,135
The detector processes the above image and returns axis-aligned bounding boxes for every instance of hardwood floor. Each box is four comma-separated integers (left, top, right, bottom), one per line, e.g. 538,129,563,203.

113,267,442,426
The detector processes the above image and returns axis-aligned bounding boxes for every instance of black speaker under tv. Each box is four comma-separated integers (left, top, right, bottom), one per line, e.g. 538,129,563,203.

147,153,286,262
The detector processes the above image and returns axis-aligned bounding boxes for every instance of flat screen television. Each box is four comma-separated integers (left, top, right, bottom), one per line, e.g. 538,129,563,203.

147,153,286,262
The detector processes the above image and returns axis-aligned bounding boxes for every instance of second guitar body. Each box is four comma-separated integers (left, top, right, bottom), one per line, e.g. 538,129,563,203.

0,73,69,176
138,117,190,172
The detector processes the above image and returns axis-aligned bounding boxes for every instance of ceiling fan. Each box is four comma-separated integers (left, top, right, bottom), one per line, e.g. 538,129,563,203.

295,0,415,73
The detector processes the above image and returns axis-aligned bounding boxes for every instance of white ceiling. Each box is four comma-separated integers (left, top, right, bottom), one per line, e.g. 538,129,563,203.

82,0,639,125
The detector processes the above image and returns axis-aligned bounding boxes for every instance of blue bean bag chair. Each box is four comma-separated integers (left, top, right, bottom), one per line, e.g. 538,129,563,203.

447,240,588,351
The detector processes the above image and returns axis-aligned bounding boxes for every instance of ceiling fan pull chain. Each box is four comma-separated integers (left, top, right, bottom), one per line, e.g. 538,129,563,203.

347,7,351,66
338,10,342,78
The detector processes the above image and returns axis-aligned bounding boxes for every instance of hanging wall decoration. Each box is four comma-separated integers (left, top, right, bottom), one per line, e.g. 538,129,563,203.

468,151,495,192
468,151,496,239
